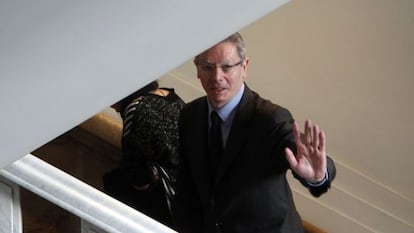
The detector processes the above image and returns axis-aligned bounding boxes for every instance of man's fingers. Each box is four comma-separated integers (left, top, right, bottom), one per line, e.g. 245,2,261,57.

304,120,312,146
292,121,301,144
318,129,326,152
285,148,297,167
312,124,320,148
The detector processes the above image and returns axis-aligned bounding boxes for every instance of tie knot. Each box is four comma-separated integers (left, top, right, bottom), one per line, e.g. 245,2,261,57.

211,111,222,125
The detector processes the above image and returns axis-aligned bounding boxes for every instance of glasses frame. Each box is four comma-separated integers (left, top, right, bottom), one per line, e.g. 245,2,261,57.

195,59,244,74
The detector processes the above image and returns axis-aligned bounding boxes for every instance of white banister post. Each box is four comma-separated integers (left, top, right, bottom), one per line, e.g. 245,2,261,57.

0,176,22,233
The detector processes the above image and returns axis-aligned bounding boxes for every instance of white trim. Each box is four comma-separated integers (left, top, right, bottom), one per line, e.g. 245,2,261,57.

0,154,176,233
0,176,22,233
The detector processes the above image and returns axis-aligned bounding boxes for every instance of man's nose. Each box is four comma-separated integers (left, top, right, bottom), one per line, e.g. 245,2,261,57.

210,67,224,81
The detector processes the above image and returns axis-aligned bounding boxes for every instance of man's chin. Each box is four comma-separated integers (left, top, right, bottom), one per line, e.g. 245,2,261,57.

209,97,228,108
209,92,224,100
211,87,229,96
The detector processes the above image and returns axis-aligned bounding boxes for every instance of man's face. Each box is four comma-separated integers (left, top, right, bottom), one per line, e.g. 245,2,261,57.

195,41,248,109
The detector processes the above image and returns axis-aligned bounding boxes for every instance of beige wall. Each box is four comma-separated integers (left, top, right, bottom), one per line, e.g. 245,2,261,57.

158,0,414,232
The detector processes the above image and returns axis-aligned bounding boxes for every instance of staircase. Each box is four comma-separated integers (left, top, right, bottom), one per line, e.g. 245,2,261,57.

2,112,327,232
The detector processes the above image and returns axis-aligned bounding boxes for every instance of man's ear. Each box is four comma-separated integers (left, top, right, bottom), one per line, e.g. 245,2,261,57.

243,57,249,68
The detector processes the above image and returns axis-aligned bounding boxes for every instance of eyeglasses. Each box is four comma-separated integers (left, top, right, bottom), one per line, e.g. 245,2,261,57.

195,60,243,74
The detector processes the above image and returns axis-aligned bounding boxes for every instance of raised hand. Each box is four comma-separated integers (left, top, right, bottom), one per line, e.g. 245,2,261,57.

285,119,327,183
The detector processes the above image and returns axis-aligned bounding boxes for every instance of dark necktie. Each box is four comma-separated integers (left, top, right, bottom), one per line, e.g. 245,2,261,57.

209,111,223,176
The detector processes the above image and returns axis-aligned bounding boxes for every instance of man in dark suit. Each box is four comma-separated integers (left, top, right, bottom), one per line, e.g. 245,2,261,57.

173,32,336,233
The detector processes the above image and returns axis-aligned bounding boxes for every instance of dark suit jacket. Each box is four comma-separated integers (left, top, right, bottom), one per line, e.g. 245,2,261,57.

174,85,336,233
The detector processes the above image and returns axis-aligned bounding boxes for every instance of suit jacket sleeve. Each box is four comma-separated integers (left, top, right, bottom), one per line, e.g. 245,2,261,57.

267,104,336,197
